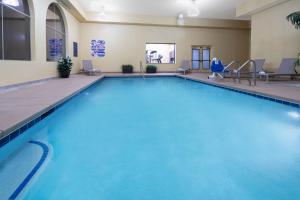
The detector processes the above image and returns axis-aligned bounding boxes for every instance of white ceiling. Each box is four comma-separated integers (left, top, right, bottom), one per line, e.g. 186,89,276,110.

76,0,250,20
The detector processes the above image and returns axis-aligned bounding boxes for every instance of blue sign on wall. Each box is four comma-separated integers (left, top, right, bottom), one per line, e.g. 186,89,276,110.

49,39,63,57
91,40,105,57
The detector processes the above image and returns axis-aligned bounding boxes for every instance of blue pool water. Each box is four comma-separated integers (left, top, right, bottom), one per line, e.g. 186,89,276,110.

1,77,300,200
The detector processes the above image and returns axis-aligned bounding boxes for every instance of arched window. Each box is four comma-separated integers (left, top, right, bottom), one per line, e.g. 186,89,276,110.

0,0,31,60
46,3,66,61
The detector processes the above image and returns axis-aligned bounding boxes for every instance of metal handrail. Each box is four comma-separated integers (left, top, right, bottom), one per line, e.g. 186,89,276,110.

140,61,145,79
233,59,257,86
223,61,239,76
224,61,236,71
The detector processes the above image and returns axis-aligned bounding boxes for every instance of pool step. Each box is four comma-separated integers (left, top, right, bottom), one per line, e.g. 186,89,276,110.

0,141,49,199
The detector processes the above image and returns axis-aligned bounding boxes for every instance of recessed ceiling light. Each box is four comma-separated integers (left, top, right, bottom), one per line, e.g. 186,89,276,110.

187,7,199,17
90,1,102,12
187,0,199,17
98,6,107,20
177,14,184,26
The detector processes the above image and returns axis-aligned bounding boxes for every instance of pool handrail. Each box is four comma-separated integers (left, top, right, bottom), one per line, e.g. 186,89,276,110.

232,59,257,86
222,60,239,77
140,61,145,79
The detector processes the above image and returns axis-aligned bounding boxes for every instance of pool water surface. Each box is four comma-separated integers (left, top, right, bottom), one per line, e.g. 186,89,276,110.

1,77,300,200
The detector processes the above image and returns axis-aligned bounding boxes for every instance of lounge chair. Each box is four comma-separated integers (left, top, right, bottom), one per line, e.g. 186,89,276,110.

177,60,191,75
82,60,101,75
251,59,266,73
258,58,298,82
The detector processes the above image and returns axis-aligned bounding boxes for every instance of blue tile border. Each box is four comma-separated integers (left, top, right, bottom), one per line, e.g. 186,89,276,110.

0,135,9,148
0,75,299,151
0,77,105,150
9,140,49,200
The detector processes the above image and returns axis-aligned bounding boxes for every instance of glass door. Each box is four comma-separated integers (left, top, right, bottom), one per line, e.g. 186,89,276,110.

202,48,211,70
191,46,211,70
192,48,200,70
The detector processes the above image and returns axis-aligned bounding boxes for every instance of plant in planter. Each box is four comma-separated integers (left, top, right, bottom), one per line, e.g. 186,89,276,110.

295,53,300,74
146,65,157,73
122,64,133,73
58,57,73,78
287,11,300,73
287,11,300,29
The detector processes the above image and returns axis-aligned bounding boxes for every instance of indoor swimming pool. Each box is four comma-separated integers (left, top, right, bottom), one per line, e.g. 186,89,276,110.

1,77,300,200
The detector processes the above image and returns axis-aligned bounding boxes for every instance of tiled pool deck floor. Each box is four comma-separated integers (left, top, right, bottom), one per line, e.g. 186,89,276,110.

0,75,103,138
181,72,300,105
1,73,300,139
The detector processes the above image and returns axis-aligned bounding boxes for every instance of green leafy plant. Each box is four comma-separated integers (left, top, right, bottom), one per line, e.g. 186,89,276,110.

122,64,134,73
57,57,73,78
287,11,300,29
295,53,300,74
146,65,157,73
295,53,300,65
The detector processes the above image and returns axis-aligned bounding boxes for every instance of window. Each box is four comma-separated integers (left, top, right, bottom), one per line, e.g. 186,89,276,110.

191,46,211,70
46,3,66,61
73,42,78,57
146,43,176,64
0,0,31,60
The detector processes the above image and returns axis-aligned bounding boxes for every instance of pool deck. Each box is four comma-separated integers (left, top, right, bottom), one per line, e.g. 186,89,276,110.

180,72,300,105
0,75,103,138
0,72,300,139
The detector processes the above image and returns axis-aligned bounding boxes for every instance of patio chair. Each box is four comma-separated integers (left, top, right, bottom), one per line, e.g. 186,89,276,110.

247,59,266,79
82,60,101,76
258,58,298,82
251,59,266,73
177,60,191,75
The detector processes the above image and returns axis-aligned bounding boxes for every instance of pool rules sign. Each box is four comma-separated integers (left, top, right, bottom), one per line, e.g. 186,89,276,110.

91,40,105,57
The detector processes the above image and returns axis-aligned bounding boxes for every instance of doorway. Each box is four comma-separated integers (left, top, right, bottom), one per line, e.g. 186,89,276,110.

191,46,211,70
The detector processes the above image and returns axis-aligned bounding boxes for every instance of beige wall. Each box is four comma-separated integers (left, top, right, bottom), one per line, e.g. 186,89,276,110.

251,0,300,70
0,0,250,86
79,23,250,72
0,0,81,87
236,0,289,17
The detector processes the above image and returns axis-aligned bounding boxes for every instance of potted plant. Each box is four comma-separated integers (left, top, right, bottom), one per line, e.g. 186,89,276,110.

287,11,300,73
287,11,300,29
58,57,73,78
122,64,133,73
146,65,157,73
295,53,300,74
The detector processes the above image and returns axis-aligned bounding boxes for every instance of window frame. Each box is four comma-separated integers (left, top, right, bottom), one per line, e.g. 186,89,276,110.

46,3,66,62
0,0,31,60
146,43,176,64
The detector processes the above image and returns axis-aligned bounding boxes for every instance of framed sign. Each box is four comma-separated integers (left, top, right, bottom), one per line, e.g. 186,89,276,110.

48,39,63,57
73,42,78,57
91,40,105,57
